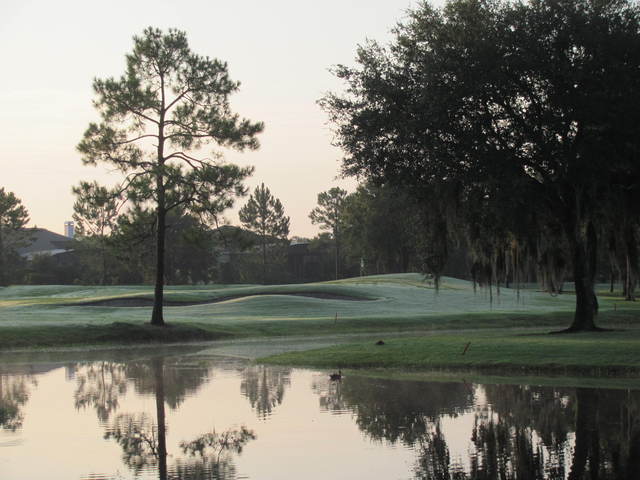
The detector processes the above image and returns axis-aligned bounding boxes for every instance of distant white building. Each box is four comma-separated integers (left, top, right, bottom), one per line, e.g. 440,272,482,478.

64,221,75,238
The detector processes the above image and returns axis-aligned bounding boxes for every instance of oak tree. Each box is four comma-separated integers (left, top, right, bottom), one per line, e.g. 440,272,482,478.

321,0,640,331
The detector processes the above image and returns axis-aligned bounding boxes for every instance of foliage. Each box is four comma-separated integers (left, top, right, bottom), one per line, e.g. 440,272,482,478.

72,181,123,238
72,181,124,284
25,252,80,285
239,183,290,283
310,187,348,279
0,188,29,285
108,207,220,285
320,0,640,331
342,182,423,276
77,27,262,325
240,365,290,419
0,373,34,431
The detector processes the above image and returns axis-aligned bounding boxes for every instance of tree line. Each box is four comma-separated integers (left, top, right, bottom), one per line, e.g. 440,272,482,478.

0,181,437,287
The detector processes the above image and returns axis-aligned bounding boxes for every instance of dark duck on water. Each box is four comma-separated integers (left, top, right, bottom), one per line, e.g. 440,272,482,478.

329,370,342,381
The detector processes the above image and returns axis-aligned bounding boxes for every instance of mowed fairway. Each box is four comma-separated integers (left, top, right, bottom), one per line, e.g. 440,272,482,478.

0,273,638,349
0,274,574,325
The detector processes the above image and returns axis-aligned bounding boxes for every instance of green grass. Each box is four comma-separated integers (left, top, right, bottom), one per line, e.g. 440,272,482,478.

1,274,639,364
0,322,230,349
260,329,640,377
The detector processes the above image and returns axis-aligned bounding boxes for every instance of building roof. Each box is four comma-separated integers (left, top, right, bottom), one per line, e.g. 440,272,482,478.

17,228,73,258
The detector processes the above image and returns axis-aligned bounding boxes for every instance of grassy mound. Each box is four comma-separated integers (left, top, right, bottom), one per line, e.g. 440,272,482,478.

260,329,640,377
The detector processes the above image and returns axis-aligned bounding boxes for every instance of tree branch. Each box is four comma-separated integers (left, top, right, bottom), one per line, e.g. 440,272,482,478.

116,134,159,145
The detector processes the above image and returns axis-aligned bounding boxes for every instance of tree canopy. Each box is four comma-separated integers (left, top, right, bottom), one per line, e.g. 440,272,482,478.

0,188,29,286
239,183,290,283
310,187,348,280
321,0,640,331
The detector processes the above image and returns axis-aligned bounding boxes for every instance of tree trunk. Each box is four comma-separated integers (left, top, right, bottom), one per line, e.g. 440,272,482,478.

101,242,107,286
569,389,599,480
0,225,5,286
262,234,267,284
565,209,600,332
151,92,166,326
626,424,640,480
335,237,340,280
151,204,166,326
624,224,637,301
153,358,168,480
608,230,617,294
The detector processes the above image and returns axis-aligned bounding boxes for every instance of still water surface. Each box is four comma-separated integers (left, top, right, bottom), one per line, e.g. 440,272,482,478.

0,346,638,479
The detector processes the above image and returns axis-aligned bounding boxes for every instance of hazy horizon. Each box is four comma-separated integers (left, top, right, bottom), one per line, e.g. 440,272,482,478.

0,0,446,237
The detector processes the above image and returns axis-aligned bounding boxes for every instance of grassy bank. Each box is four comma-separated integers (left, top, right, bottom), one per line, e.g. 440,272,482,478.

260,329,640,377
0,322,230,349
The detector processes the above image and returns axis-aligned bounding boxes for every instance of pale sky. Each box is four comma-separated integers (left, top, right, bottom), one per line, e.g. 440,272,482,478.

0,0,438,238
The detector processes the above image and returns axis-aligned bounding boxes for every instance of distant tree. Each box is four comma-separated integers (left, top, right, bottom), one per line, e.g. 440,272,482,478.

72,181,123,284
77,27,263,325
239,183,290,283
109,206,157,284
342,183,422,275
106,207,219,285
309,187,347,280
0,188,29,286
321,0,640,331
72,181,122,238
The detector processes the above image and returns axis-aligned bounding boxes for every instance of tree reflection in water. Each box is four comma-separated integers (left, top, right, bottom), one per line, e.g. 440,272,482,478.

104,412,161,475
312,374,348,412
74,361,128,422
337,376,473,445
76,356,255,480
174,426,256,479
0,370,36,431
240,364,290,419
318,376,640,480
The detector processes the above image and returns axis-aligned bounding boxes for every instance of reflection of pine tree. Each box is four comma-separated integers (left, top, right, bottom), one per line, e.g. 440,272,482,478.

105,416,256,479
73,357,212,424
104,413,161,474
174,426,256,478
97,356,256,480
240,365,290,419
125,359,212,409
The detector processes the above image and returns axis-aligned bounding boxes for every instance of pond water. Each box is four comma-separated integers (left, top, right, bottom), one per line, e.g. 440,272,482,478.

1,345,638,480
